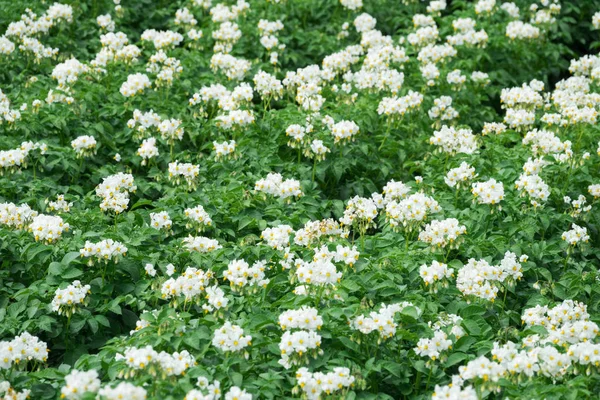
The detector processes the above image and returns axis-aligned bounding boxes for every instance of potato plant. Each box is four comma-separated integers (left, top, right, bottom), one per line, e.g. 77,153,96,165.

1,0,600,399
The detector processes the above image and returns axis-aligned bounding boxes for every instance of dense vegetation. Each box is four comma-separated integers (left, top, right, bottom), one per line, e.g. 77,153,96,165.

1,0,600,399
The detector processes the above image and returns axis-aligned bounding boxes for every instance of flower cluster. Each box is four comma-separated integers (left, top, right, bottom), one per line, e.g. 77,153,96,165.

561,223,589,246
295,367,355,400
212,321,252,354
95,173,136,214
184,205,213,231
80,239,128,264
71,135,97,158
61,369,101,399
28,214,70,243
0,332,48,369
419,260,454,291
351,302,417,340
116,345,196,377
254,173,303,200
471,178,504,206
385,193,441,231
182,236,222,253
51,280,91,316
161,267,213,303
168,161,200,190
223,259,269,292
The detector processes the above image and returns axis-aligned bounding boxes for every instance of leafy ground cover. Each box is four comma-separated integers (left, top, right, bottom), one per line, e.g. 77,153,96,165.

1,0,600,399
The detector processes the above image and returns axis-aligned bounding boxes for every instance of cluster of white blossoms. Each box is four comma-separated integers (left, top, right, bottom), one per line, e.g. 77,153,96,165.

182,236,222,253
501,83,544,110
522,129,572,162
432,384,477,400
95,172,136,214
80,239,128,264
0,332,48,369
213,140,236,160
428,96,459,123
588,183,600,198
278,306,323,369
174,7,197,28
441,300,597,396
419,260,454,291
380,180,410,205
210,53,251,80
471,178,505,206
183,236,223,253
215,109,255,131
61,369,101,400
96,13,114,31
506,21,540,40
377,91,424,118
98,382,146,400
330,120,360,144
278,306,323,331
137,137,159,164
429,125,478,155
158,118,184,143
257,19,284,64
514,173,550,207
293,219,343,247
278,330,322,369
47,194,73,213
0,202,38,229
127,109,162,139
92,32,142,69
0,141,47,174
445,162,476,188
51,280,91,316
255,173,303,200
184,377,222,400
51,58,88,88
295,257,342,289
161,267,213,302
150,211,172,232
141,29,183,49
189,82,252,114
185,205,213,231
28,214,70,243
261,225,293,249
481,122,507,136
116,345,196,377
561,223,589,246
504,108,536,130
223,259,269,292
71,135,97,158
212,321,252,354
295,367,355,400
351,302,417,340
212,21,242,53
456,252,526,301
203,285,229,313
521,300,596,346
447,17,488,47
339,195,378,233
253,71,283,100
522,157,549,175
119,73,152,97
185,380,251,400
168,161,200,189
146,50,183,88
414,329,453,361
563,194,592,219
3,3,72,61
385,192,441,230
